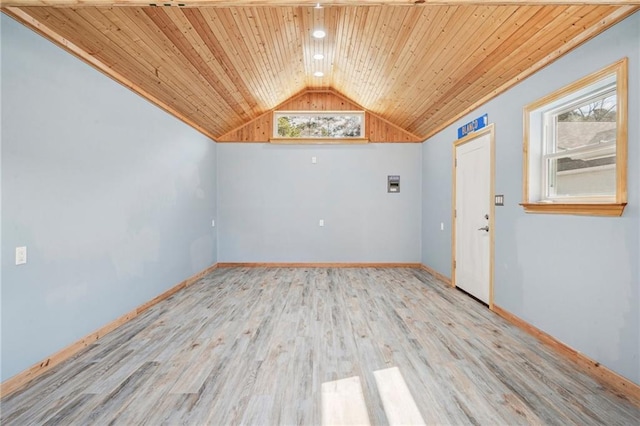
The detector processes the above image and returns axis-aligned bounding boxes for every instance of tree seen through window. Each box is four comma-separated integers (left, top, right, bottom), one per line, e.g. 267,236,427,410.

275,112,363,138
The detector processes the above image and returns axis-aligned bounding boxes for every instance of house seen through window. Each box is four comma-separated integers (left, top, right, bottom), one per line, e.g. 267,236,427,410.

543,85,617,199
522,58,627,216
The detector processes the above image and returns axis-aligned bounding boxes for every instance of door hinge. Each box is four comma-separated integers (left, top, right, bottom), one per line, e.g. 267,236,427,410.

454,260,456,269
455,209,457,218
455,158,457,167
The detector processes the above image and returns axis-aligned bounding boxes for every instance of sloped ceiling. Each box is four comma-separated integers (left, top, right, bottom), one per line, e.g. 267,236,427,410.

2,1,638,141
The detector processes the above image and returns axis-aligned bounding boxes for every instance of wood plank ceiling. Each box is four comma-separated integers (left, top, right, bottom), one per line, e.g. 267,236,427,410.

3,2,638,141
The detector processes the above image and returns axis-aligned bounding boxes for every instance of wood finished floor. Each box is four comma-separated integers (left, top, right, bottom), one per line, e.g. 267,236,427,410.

1,267,638,425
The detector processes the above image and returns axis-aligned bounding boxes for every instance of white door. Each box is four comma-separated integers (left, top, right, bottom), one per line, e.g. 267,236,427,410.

454,128,493,304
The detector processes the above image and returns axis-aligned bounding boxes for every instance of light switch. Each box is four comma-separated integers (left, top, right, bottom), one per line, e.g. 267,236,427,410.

440,222,444,231
16,246,27,265
319,219,324,227
212,219,215,227
312,156,317,164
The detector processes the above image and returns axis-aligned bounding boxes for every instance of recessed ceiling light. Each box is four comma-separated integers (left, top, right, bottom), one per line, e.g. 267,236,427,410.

313,53,325,60
313,71,324,77
312,29,326,39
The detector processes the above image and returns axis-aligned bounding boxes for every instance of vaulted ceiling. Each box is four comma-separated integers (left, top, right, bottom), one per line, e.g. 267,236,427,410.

2,1,638,141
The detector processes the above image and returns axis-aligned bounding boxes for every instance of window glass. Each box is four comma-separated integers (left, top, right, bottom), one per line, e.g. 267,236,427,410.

543,87,617,200
274,112,364,138
522,58,627,216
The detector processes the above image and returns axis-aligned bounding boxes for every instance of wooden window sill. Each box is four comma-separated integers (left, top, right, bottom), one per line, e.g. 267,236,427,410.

520,202,627,217
269,138,369,145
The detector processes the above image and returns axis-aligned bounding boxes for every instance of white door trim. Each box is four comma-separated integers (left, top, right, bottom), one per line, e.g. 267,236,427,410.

451,124,495,308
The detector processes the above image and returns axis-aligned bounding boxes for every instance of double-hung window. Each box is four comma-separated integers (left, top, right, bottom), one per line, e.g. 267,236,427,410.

522,58,627,216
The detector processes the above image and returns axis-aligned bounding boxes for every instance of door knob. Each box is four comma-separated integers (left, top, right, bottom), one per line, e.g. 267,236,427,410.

478,226,489,232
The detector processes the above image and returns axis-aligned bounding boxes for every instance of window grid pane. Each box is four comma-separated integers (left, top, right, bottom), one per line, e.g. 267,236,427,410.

542,86,617,200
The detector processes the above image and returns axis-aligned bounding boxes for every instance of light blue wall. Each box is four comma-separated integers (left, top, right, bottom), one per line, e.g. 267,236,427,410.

1,15,217,381
217,144,421,263
421,12,640,384
2,6,637,389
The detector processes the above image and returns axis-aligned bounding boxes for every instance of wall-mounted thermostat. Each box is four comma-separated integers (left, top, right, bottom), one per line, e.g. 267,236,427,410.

388,175,400,193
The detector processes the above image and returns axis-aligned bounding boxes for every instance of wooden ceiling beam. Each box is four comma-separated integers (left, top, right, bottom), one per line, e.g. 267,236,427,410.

1,0,639,8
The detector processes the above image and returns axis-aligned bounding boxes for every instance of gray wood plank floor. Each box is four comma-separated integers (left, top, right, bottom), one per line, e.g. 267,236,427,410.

1,267,638,425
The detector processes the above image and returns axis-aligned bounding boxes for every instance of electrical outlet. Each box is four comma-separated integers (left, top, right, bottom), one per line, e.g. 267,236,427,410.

16,246,27,265
311,156,317,164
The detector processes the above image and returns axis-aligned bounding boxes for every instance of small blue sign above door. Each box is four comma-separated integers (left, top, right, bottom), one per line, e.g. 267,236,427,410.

457,114,488,139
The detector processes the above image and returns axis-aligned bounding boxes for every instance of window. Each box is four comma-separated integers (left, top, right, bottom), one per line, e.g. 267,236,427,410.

272,111,366,142
522,58,627,216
